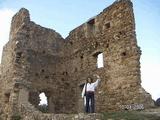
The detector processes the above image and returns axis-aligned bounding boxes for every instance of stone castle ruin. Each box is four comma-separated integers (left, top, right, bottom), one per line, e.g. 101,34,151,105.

0,0,154,119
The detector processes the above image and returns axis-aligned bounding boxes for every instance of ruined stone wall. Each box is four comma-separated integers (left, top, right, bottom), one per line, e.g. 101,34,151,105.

64,0,154,112
0,0,155,119
6,8,74,114
0,8,73,119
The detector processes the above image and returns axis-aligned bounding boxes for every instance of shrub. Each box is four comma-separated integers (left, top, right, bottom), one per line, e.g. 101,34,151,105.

38,104,48,113
155,98,160,106
11,114,22,120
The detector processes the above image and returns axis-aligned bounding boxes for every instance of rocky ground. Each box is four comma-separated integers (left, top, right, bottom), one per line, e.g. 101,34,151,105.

21,107,160,120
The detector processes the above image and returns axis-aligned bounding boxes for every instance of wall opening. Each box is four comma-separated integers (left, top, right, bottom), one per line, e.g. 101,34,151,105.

105,22,111,29
80,54,84,59
42,50,46,54
28,91,49,113
41,69,45,73
4,93,10,103
35,73,39,77
88,17,95,25
15,52,22,63
87,18,95,34
97,53,104,68
93,52,104,68
45,75,49,79
121,52,127,56
69,41,73,45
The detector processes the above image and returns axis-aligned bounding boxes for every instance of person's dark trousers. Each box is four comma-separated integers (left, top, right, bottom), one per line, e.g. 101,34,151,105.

85,92,95,113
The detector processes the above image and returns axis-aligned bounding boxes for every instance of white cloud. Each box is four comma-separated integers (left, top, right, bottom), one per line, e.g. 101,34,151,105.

0,8,15,62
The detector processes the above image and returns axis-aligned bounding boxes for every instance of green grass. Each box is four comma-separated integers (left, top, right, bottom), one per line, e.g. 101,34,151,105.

11,114,22,120
102,111,160,120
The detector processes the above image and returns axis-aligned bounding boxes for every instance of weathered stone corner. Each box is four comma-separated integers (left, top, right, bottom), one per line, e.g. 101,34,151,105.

13,7,30,23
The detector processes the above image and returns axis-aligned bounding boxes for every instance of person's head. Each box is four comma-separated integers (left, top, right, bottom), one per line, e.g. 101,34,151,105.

87,77,93,83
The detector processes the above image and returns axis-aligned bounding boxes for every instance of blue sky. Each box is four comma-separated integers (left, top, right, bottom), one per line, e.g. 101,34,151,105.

0,0,160,101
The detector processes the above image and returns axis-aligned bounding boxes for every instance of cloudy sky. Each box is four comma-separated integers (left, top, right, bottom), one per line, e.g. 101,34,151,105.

0,0,160,103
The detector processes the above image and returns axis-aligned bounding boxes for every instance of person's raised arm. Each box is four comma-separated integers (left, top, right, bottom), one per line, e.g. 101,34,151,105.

93,74,101,88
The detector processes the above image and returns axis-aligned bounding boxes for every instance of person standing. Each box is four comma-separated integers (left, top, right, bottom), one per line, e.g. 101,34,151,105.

82,74,101,113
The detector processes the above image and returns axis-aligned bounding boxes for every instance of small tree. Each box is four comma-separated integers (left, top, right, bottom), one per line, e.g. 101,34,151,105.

155,98,160,106
38,104,48,113
11,114,22,120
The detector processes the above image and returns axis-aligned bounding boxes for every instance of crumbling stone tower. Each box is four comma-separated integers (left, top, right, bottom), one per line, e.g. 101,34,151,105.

0,0,154,119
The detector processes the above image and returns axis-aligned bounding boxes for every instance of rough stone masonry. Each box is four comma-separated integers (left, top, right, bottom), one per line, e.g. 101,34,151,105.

0,0,155,119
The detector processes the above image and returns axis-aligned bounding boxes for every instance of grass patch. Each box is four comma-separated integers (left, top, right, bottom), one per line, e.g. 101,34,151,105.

11,114,22,120
102,111,160,120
